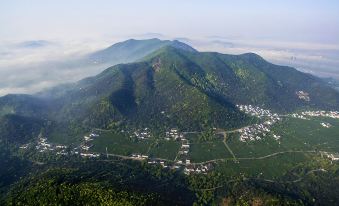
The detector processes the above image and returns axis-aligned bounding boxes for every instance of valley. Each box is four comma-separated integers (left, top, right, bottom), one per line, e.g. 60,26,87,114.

18,105,339,179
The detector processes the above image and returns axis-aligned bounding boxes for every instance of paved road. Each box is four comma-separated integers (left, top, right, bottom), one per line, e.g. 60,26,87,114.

220,131,238,162
237,150,316,160
192,150,317,165
106,153,174,163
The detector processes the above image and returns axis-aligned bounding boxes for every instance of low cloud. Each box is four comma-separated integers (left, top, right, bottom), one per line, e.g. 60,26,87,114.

0,39,117,96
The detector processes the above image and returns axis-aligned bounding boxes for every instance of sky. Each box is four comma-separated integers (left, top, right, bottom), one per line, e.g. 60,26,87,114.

1,0,339,43
0,0,339,95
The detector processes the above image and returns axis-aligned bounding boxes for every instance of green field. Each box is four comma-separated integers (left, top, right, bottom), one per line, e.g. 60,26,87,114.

226,117,339,158
87,117,338,179
214,152,313,179
226,133,286,158
148,140,181,160
272,117,339,152
90,131,181,159
91,131,151,156
214,117,339,178
189,141,232,162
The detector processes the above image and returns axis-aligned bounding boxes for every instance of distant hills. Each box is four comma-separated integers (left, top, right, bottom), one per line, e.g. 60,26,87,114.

17,40,51,49
0,39,339,144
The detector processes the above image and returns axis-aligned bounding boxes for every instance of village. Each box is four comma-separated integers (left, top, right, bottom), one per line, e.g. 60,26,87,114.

19,127,213,175
131,128,151,140
301,110,339,119
320,151,339,162
289,110,339,129
289,110,339,120
148,128,213,174
78,132,101,158
289,113,308,119
236,105,339,142
237,104,279,118
35,134,68,155
237,105,282,142
17,106,339,175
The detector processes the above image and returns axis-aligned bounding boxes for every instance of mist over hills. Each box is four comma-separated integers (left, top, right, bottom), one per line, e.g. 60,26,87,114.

0,38,196,96
1,39,339,206
1,37,338,97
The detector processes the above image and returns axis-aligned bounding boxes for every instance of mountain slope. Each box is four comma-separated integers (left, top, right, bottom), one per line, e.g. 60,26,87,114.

45,57,250,135
161,50,339,111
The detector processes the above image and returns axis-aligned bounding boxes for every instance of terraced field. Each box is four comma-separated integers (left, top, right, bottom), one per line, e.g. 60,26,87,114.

89,116,338,178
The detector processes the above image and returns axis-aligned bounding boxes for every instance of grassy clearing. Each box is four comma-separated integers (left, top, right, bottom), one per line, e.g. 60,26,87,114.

91,131,151,156
189,140,232,162
214,152,312,179
148,140,181,160
226,133,286,158
272,117,339,152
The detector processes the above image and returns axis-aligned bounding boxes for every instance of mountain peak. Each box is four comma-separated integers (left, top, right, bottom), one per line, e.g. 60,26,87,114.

88,38,196,65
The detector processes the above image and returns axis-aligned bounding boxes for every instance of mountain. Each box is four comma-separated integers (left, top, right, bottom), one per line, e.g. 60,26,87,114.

17,40,51,49
87,38,197,65
1,40,339,144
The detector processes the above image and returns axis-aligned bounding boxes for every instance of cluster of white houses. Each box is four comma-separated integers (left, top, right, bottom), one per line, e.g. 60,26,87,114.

175,133,212,174
78,132,101,157
237,104,279,119
239,123,270,142
296,91,310,101
301,111,339,119
80,153,100,158
147,159,170,168
131,153,149,160
184,163,213,175
289,113,308,120
161,130,212,174
320,122,332,128
165,128,184,140
36,137,52,152
19,134,69,156
131,128,151,140
177,138,191,160
20,129,213,174
272,134,281,141
237,105,282,142
34,136,68,154
321,151,339,161
83,132,99,142
31,132,101,158
290,111,339,121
